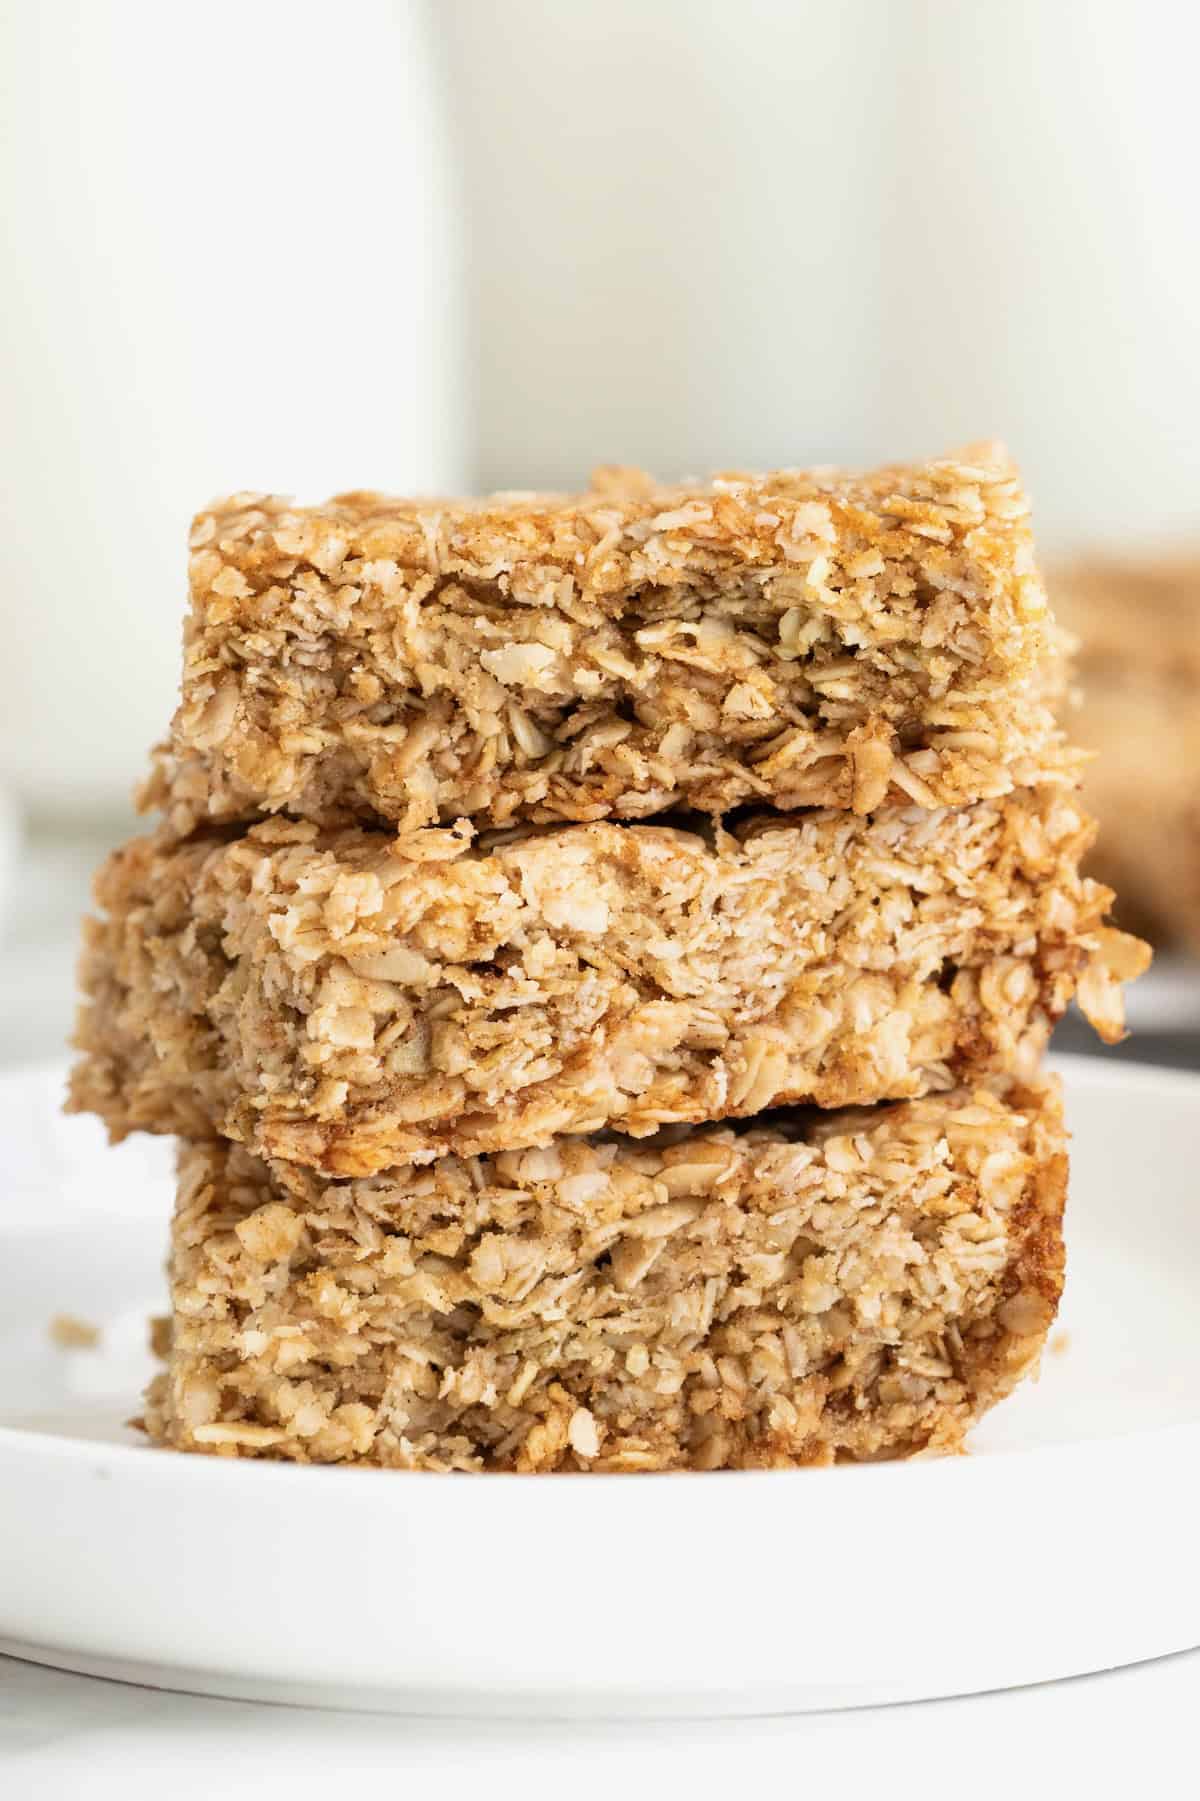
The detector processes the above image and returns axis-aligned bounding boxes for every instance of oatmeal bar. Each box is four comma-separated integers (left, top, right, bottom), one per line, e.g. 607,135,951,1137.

143,1079,1067,1470
150,446,1064,835
1071,682,1200,951
1054,551,1200,949
1053,550,1200,682
70,780,1144,1174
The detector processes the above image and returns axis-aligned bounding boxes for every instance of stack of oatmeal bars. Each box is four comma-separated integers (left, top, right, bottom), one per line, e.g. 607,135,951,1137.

69,446,1148,1470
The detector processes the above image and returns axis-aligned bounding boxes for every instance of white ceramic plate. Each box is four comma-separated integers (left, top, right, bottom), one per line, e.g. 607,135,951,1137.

1,1055,1198,1717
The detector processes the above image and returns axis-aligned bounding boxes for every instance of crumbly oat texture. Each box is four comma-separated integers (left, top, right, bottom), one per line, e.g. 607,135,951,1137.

143,1079,1067,1470
1054,551,1200,949
70,779,1145,1175
149,446,1065,836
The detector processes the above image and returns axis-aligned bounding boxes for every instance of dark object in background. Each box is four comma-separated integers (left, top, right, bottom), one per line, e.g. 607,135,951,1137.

1056,1014,1200,1073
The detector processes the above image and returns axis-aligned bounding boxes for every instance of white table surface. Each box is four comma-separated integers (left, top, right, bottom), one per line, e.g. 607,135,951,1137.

1,822,1196,1788
2,1647,1197,1797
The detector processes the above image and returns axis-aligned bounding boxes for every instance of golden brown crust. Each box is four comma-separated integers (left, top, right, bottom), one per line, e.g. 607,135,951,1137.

69,777,1145,1174
153,446,1064,835
143,1079,1068,1471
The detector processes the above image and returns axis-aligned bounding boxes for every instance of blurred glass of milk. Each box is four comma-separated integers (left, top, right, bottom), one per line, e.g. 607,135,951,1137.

444,0,1200,547
0,0,464,821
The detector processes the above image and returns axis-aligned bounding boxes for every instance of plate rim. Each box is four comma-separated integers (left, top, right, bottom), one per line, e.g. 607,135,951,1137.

4,1049,1199,1714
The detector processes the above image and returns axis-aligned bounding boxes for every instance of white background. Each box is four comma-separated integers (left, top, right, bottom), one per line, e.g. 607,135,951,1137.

445,0,1200,540
0,0,464,814
3,1648,1198,1801
3,0,1200,819
1,0,1197,1783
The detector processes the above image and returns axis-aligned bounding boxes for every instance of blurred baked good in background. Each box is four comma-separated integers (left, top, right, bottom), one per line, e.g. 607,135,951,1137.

1053,553,1200,955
